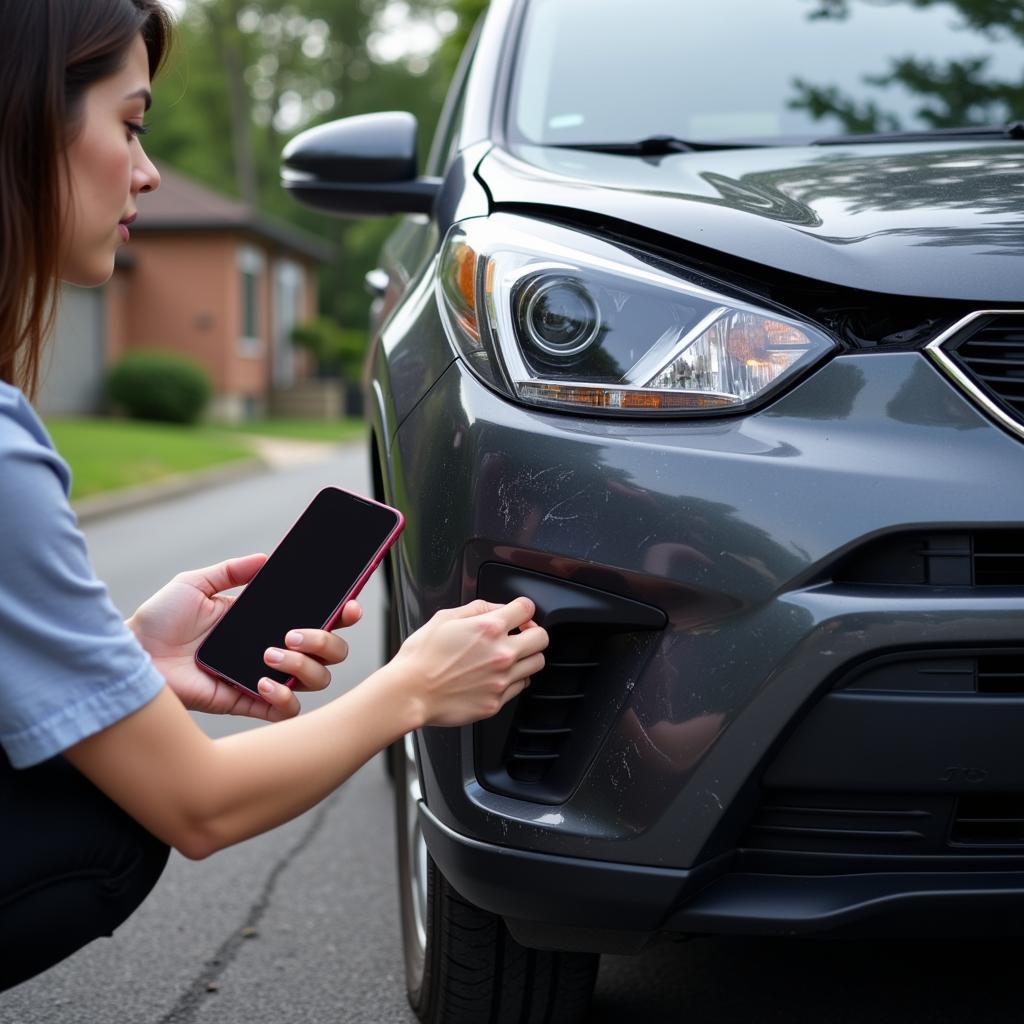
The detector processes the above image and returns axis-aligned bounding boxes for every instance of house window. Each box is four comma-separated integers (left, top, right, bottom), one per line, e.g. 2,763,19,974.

273,259,304,388
237,244,265,356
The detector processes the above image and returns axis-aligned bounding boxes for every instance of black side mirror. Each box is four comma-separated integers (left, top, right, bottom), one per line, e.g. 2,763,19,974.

281,111,442,218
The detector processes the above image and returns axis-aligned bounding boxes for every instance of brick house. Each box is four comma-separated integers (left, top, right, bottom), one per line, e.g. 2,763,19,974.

39,167,333,421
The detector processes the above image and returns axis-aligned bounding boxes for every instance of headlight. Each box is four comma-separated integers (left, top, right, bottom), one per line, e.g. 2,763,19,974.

437,214,837,416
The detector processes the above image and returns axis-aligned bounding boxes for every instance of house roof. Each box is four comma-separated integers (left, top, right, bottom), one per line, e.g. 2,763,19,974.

134,166,334,263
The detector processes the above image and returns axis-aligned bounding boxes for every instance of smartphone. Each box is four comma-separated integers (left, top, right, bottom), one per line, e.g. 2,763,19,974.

195,486,404,697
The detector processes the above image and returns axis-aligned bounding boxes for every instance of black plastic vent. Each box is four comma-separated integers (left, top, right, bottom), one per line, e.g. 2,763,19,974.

834,530,1024,587
940,312,1024,425
839,651,1024,695
952,795,1024,845
977,655,1024,694
474,563,664,804
503,627,595,784
975,533,1024,585
742,790,950,856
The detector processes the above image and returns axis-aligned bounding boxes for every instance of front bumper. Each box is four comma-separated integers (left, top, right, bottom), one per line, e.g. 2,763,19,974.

389,345,1024,937
422,802,1024,946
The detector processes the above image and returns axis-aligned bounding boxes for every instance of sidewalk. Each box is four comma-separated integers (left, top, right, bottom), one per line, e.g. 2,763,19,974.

73,435,345,524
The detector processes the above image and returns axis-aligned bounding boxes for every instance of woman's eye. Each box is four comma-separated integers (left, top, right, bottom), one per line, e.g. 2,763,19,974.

126,122,150,141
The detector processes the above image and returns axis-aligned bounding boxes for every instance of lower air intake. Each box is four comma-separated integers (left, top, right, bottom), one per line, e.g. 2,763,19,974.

474,563,664,804
952,795,1024,845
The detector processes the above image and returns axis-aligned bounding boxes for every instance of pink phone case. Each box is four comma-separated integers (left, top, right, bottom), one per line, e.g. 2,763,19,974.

195,488,404,702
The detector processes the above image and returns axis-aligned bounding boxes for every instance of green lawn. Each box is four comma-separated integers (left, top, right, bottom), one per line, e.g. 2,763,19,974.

46,416,367,500
217,417,366,443
46,418,256,500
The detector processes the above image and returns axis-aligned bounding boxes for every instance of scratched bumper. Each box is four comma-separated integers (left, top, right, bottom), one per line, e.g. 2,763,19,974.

389,348,1024,941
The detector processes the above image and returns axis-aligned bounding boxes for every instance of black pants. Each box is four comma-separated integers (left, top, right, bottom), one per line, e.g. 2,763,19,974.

0,748,169,991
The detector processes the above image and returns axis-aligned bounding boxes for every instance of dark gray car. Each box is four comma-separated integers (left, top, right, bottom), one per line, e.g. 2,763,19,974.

282,1,1024,1020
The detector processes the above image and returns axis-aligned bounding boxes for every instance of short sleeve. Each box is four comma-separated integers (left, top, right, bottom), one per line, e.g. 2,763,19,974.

0,386,164,768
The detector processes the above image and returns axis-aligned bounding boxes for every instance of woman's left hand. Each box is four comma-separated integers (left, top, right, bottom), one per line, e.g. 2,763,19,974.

126,553,361,722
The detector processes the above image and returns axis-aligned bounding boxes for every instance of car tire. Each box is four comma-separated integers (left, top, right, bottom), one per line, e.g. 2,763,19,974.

395,734,600,1024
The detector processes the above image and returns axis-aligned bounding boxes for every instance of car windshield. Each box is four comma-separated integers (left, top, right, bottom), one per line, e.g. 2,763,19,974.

508,0,1024,147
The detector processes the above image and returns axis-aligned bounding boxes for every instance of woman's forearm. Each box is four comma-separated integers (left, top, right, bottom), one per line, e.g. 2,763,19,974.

67,665,424,860
67,597,543,858
197,665,421,854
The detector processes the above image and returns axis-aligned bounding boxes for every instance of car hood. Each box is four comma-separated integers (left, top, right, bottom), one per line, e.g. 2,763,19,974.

478,141,1024,302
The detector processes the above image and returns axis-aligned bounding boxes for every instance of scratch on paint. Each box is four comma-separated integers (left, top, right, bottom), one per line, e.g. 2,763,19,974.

524,466,571,485
542,488,588,523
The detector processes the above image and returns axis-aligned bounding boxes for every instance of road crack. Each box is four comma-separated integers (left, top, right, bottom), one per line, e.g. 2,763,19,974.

157,788,342,1023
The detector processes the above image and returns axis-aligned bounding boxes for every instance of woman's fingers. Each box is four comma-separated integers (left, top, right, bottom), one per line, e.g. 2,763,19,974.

336,600,362,628
259,617,359,697
178,553,268,598
510,621,549,659
263,646,332,691
431,599,502,624
487,596,537,632
256,677,301,719
500,677,532,707
509,651,545,683
284,627,351,666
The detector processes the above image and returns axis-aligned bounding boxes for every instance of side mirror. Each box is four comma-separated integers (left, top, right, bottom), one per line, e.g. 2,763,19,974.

281,111,442,218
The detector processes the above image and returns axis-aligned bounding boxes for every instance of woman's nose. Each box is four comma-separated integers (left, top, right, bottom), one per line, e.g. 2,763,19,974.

134,147,161,194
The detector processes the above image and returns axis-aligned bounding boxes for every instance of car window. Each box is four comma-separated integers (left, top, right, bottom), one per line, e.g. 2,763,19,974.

508,0,1024,145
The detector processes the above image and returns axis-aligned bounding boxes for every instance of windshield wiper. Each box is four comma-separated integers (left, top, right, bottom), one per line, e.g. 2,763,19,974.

813,122,1024,145
547,134,766,156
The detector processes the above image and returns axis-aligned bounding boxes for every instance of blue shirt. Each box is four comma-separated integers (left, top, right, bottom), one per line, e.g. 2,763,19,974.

0,382,164,768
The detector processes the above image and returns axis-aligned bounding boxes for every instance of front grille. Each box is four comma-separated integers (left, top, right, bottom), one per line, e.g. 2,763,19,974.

952,795,1024,845
928,310,1024,440
833,530,1024,587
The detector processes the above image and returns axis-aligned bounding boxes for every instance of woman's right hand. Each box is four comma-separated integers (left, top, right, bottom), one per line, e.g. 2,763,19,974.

67,596,547,860
389,597,547,727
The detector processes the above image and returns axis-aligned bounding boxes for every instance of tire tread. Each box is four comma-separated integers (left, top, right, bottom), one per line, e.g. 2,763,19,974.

420,866,597,1024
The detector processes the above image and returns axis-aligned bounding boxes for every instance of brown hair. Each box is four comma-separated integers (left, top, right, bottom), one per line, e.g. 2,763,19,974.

0,0,173,399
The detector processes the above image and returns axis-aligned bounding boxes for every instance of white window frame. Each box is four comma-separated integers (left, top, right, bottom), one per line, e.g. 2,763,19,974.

273,259,305,388
237,244,266,357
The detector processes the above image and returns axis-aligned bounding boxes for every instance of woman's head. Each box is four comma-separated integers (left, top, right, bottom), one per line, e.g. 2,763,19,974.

0,0,172,397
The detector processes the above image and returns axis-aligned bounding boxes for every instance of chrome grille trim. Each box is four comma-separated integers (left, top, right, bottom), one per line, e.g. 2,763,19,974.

926,309,1024,443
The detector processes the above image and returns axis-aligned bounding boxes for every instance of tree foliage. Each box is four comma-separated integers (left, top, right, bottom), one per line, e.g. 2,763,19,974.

147,0,471,332
435,0,487,79
792,0,1024,132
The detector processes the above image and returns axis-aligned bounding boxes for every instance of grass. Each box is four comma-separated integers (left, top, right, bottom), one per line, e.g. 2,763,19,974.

46,418,255,500
46,416,368,500
216,417,366,443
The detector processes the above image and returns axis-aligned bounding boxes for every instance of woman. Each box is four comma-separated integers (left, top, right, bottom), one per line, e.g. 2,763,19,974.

0,0,546,991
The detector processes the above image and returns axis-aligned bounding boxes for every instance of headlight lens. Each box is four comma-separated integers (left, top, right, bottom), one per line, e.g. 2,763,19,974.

437,215,837,415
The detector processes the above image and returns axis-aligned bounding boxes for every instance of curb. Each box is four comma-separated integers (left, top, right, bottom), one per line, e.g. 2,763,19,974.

73,457,268,524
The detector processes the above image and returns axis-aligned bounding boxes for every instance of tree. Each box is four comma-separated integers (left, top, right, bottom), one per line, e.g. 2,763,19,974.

436,0,487,79
147,0,464,333
791,0,1024,133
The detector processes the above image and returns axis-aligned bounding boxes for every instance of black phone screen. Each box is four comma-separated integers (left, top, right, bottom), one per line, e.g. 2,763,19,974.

197,487,401,693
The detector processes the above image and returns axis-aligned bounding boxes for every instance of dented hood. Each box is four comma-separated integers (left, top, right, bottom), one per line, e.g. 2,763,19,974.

477,141,1024,302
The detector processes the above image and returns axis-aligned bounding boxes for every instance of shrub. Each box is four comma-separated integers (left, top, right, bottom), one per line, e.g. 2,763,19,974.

291,318,367,379
106,350,212,425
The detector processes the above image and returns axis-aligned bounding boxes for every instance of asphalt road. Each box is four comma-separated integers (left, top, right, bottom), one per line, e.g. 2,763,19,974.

3,444,1024,1023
